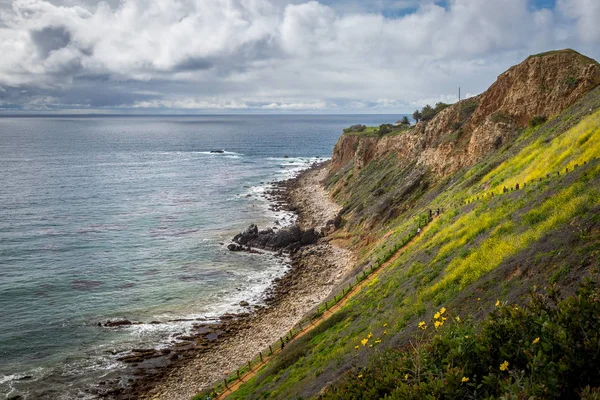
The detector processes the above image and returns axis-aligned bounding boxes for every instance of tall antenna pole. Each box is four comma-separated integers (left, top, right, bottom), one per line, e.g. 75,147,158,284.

457,86,461,123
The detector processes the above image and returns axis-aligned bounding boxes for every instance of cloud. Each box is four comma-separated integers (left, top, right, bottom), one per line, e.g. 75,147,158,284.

0,0,599,112
133,98,249,110
262,100,329,110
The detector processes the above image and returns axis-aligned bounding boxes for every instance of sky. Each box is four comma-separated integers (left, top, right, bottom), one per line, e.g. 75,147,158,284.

0,0,599,114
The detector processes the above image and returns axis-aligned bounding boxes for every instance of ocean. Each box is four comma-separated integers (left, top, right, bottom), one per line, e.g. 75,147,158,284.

0,114,400,399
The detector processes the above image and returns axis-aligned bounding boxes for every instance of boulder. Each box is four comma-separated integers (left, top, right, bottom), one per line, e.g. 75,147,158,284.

227,243,244,252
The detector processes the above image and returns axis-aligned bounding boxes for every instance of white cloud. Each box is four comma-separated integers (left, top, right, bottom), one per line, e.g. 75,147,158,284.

558,0,600,43
0,0,599,112
262,100,329,110
133,98,249,109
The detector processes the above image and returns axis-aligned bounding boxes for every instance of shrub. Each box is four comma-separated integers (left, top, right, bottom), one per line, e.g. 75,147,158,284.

565,76,579,86
529,115,548,127
490,111,513,124
378,124,394,135
343,124,367,133
412,110,422,123
421,105,436,121
459,99,478,120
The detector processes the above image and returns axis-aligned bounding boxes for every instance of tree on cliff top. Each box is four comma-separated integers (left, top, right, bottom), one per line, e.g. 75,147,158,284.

412,110,422,123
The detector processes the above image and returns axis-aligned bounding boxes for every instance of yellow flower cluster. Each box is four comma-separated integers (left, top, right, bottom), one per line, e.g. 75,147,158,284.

532,337,540,344
418,321,427,330
500,360,509,371
433,306,446,329
361,338,368,346
461,376,469,383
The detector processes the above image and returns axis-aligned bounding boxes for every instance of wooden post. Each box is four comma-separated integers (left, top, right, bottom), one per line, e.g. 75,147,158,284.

248,361,252,371
260,351,263,362
224,379,228,389
269,344,273,355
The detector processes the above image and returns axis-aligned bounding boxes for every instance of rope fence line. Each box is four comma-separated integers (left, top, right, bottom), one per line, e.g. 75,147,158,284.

455,159,595,209
203,158,597,399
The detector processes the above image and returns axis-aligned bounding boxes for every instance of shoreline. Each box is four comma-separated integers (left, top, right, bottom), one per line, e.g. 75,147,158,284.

109,161,355,400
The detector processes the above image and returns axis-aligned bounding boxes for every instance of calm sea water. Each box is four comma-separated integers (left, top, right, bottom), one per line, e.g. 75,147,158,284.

0,115,401,399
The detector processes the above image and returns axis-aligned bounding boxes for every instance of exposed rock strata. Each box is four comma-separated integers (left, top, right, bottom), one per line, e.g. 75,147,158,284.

330,50,600,179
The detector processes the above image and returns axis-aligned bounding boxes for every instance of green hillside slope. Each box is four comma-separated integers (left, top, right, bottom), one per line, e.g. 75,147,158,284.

222,59,600,400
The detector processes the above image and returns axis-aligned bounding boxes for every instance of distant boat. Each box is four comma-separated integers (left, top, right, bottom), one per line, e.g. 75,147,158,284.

210,150,225,154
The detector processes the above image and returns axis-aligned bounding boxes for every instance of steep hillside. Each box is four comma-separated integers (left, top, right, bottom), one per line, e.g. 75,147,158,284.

217,50,600,399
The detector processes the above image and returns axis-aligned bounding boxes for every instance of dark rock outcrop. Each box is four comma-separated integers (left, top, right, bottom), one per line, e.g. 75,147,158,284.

229,224,320,253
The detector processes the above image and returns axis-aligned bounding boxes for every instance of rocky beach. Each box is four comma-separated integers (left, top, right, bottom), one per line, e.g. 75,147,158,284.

105,162,355,400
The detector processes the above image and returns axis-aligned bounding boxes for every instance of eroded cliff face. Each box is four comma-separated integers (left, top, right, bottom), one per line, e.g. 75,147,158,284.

330,49,600,179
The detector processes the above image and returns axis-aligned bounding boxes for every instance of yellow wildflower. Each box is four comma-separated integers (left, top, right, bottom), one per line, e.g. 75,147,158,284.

369,344,373,348
532,337,540,344
361,338,368,346
440,307,446,315
434,320,443,329
418,321,426,330
358,374,363,378
442,317,447,321
434,312,441,319
495,300,500,307
461,377,469,383
383,323,388,327
367,332,373,339
465,335,469,339
404,374,409,380
375,339,381,344
383,330,387,335
477,297,481,301
455,316,460,322
355,345,359,349
499,361,509,371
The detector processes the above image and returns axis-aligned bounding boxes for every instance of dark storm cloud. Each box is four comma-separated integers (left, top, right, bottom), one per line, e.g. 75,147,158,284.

30,26,72,58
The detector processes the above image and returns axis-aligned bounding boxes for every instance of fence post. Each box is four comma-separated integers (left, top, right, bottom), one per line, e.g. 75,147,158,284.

260,351,263,362
269,344,273,355
248,361,252,371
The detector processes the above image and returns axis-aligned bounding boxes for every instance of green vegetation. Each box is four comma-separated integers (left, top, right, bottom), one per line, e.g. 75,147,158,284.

529,115,548,127
322,278,600,399
219,79,600,400
413,102,451,123
342,123,410,137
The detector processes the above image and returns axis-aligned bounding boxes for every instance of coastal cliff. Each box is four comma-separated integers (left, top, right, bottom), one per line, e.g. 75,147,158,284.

330,49,600,178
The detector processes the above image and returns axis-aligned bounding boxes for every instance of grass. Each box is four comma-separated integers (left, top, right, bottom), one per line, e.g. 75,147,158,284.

480,109,600,195
220,85,600,400
342,125,411,138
